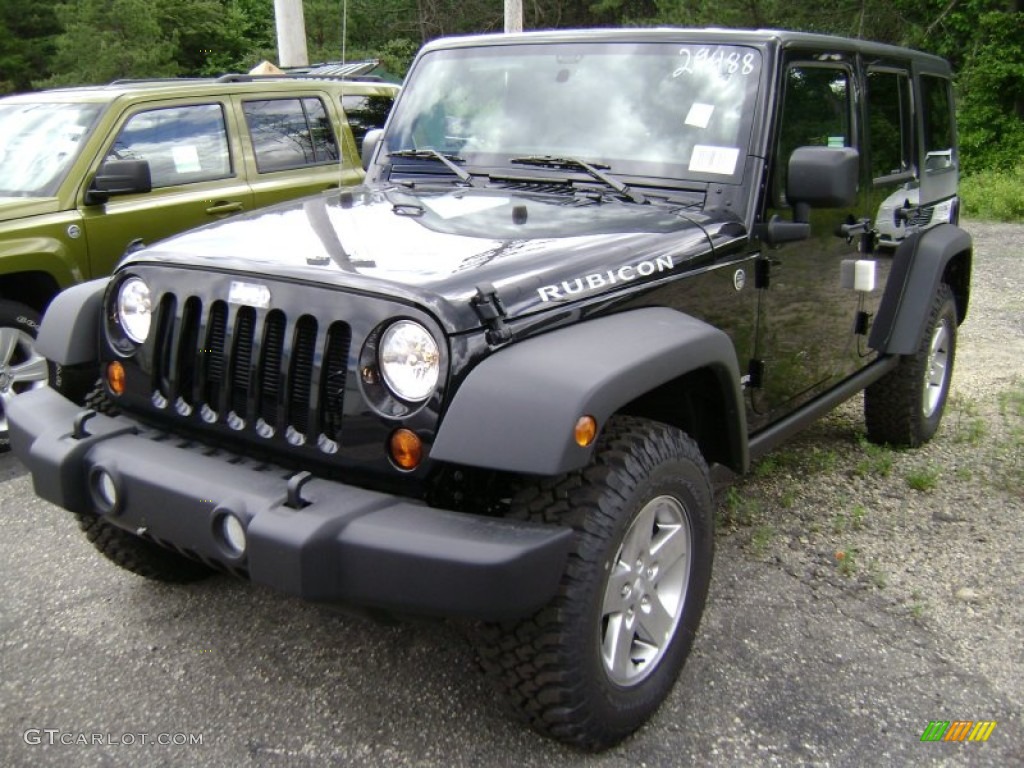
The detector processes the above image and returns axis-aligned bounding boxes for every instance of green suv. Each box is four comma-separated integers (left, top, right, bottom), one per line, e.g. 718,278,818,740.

0,74,398,448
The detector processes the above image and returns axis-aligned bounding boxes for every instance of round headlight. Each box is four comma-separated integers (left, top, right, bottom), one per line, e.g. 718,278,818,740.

379,321,440,402
117,277,152,343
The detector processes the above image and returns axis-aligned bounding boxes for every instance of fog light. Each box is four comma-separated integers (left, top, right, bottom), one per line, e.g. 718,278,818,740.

389,428,423,471
107,361,125,396
219,514,247,556
575,415,598,447
92,469,119,511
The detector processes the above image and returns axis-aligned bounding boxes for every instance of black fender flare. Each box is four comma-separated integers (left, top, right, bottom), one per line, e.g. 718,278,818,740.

36,279,106,366
869,223,972,355
431,308,747,475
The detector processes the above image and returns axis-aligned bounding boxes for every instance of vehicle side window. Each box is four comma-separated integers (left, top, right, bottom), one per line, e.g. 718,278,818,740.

867,70,913,182
773,64,853,204
341,94,396,156
243,97,339,173
106,104,231,189
920,75,954,172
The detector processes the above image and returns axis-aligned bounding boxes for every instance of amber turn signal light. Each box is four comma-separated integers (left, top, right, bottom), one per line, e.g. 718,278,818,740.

106,361,126,396
390,428,423,470
574,415,597,447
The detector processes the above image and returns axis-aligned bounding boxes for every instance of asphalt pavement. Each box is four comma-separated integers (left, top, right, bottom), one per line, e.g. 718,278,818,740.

1,445,1018,767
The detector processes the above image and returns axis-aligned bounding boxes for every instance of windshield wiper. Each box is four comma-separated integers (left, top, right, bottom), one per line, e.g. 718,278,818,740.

509,155,646,204
387,149,476,185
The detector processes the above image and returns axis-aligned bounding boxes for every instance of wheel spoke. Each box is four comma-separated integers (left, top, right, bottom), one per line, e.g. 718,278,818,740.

619,503,656,565
9,355,48,385
638,593,675,645
651,522,689,572
603,612,636,679
923,322,951,416
602,564,633,616
0,328,18,368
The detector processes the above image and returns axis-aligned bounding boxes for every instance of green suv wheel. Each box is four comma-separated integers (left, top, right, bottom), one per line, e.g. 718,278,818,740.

0,300,49,452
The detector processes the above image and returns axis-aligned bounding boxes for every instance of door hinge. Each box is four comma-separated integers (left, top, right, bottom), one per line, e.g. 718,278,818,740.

755,258,776,289
747,359,765,389
471,283,513,346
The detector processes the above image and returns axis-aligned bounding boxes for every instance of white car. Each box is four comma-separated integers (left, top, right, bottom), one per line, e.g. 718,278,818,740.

876,186,958,248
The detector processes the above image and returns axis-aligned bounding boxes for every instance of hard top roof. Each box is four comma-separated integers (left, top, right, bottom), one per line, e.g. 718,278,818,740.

420,27,950,71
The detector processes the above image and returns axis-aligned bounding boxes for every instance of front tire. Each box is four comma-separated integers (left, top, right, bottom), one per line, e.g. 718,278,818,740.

77,513,215,583
865,283,957,447
474,416,714,750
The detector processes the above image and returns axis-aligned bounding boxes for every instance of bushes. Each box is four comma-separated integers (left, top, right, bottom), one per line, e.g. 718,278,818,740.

960,166,1024,223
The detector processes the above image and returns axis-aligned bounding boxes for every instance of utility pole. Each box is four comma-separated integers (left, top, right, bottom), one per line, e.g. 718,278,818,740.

504,0,523,33
274,0,309,67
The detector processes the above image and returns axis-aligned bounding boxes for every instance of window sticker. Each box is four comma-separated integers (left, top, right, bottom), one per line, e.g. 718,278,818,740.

689,145,739,176
685,103,715,129
172,145,201,173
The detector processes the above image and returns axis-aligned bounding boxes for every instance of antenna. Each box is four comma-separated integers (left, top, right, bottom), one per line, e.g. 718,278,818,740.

339,0,349,191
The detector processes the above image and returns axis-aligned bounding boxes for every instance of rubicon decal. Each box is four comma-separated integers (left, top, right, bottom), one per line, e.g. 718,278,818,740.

537,255,675,302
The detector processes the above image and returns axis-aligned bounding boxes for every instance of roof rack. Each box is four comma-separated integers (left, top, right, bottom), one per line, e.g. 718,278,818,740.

214,73,384,83
107,77,214,85
108,60,387,88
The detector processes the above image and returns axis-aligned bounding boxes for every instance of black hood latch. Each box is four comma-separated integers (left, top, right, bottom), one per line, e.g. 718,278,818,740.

471,283,513,346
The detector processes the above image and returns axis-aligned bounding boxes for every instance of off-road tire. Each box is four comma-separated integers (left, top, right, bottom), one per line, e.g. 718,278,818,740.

865,283,957,447
0,300,48,452
472,416,714,750
76,512,215,583
83,380,121,416
51,363,102,406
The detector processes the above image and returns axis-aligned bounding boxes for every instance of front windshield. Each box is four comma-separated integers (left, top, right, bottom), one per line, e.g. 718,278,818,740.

0,102,103,197
385,42,763,183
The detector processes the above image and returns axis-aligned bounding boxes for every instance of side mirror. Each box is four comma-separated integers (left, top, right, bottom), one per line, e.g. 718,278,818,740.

361,128,383,171
787,146,860,220
85,159,152,205
757,147,860,246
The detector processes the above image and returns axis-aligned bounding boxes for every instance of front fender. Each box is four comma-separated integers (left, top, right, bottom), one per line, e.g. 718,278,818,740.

431,308,745,475
36,279,106,365
0,239,84,291
869,223,973,355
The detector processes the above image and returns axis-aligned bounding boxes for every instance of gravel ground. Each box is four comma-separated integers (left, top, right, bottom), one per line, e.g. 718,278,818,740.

716,217,1024,744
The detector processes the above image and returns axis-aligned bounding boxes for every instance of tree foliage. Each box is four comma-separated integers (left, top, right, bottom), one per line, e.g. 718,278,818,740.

2,0,1019,173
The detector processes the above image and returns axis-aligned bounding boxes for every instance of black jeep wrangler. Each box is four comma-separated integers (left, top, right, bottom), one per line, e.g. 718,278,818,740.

11,29,971,749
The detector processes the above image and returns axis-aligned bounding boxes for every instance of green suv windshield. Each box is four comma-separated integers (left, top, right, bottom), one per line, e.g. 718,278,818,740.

384,42,763,184
0,102,103,197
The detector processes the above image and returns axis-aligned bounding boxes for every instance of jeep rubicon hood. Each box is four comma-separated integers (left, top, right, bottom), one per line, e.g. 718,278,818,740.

128,185,734,333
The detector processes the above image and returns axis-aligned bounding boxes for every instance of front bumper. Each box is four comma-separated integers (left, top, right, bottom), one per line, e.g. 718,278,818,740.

9,388,573,620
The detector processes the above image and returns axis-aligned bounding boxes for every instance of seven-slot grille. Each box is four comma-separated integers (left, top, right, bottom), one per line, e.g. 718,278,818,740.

150,292,351,453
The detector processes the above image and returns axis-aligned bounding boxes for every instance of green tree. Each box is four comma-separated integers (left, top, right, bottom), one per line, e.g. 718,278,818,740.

40,0,180,86
160,0,275,75
904,0,1024,172
0,0,61,93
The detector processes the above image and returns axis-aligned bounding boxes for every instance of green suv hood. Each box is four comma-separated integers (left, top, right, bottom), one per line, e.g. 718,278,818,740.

0,197,61,224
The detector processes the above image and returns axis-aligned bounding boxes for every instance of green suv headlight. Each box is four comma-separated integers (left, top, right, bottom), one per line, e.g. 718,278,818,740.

379,320,440,402
117,277,153,343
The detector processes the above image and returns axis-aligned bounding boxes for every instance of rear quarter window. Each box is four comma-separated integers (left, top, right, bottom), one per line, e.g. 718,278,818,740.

243,97,340,173
920,75,955,172
342,93,396,155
